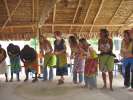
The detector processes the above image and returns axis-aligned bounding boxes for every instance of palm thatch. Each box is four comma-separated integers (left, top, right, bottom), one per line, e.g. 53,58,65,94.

0,0,133,40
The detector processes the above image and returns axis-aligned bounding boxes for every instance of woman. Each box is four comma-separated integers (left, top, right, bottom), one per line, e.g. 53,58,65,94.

7,44,21,82
54,31,68,85
121,29,133,92
98,29,114,91
120,30,132,78
20,45,38,82
0,45,8,82
69,36,85,85
40,35,56,81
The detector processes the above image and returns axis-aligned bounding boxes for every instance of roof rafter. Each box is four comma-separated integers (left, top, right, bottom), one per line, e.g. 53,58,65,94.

1,0,23,32
79,0,94,33
89,0,105,34
108,0,124,24
118,11,133,33
52,4,56,33
69,0,82,34
32,0,35,22
0,24,125,29
3,0,11,20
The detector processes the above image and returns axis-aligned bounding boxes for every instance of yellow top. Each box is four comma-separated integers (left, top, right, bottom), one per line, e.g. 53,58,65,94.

121,40,133,58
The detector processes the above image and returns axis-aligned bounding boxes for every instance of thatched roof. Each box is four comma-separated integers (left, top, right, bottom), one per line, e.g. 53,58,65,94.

0,0,133,40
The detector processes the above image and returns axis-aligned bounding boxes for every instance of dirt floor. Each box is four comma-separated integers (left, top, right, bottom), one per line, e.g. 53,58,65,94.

0,74,133,100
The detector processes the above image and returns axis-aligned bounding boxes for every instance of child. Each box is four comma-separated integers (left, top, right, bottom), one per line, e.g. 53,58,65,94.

7,44,21,82
79,38,98,89
0,45,8,82
69,36,85,85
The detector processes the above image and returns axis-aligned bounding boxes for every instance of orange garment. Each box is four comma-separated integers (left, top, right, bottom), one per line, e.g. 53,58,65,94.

24,59,39,73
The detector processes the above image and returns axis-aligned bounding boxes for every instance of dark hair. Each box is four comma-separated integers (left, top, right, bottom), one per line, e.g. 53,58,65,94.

124,30,130,37
123,30,131,41
69,36,78,46
100,29,109,37
54,31,62,36
7,44,20,56
79,38,90,46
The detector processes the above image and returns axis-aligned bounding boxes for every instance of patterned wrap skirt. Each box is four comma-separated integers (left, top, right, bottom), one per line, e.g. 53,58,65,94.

44,53,57,68
56,53,68,76
24,59,38,73
73,57,85,73
10,57,21,73
84,58,97,77
0,60,8,74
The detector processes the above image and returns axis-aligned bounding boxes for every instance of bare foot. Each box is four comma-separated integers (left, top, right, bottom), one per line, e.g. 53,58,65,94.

101,85,107,89
58,79,64,85
32,78,38,83
110,88,114,91
128,88,133,92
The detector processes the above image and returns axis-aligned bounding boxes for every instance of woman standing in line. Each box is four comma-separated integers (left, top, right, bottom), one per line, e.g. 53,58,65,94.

54,31,68,85
98,29,114,91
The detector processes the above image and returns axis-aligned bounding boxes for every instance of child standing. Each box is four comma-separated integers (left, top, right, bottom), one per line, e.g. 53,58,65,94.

69,36,85,85
79,38,98,89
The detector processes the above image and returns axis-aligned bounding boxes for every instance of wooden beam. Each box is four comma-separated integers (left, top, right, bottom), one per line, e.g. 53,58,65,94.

69,0,82,34
52,4,56,33
89,0,105,34
79,0,94,33
118,12,133,33
10,27,14,33
39,0,57,27
108,0,124,24
0,24,125,30
3,0,11,20
1,0,23,32
32,0,35,22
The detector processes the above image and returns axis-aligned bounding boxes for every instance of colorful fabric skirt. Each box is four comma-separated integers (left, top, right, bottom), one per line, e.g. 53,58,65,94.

73,57,85,73
10,57,21,73
99,54,114,72
56,53,67,67
0,60,8,74
24,59,38,73
56,64,68,76
56,53,68,76
84,58,97,77
44,53,56,68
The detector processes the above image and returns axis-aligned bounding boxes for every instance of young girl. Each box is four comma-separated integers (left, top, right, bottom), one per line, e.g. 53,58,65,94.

7,44,21,82
79,38,98,89
69,36,85,85
0,45,8,82
54,31,68,85
40,35,56,81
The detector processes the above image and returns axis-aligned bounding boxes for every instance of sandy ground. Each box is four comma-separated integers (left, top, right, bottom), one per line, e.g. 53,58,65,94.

0,73,133,100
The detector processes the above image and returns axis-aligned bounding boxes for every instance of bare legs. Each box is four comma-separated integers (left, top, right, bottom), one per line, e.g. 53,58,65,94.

102,71,113,91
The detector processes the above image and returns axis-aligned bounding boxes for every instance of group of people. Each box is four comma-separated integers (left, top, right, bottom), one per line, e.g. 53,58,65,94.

0,28,133,92
0,43,38,82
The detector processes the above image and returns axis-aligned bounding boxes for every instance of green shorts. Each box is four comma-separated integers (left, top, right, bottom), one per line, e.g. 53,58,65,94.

99,55,114,72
